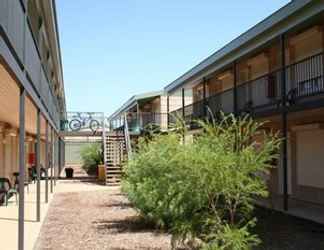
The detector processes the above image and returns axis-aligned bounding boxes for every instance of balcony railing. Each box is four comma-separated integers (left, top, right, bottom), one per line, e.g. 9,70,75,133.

286,52,324,102
170,52,324,124
237,69,282,114
109,112,169,133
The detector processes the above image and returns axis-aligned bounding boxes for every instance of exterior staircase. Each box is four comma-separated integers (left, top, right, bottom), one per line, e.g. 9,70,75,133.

103,131,127,185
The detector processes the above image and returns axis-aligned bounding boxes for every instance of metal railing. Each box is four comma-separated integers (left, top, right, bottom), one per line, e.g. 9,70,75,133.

61,112,105,133
123,113,132,159
286,52,324,101
109,112,169,133
175,52,324,121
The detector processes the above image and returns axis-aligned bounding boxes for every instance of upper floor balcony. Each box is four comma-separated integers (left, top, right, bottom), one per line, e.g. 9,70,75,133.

0,0,63,128
169,51,324,125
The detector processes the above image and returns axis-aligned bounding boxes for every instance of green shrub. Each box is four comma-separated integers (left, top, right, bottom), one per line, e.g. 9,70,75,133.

80,143,103,175
122,114,281,249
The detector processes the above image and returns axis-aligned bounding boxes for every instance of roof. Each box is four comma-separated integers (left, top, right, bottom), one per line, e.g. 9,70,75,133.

164,0,321,92
108,90,165,119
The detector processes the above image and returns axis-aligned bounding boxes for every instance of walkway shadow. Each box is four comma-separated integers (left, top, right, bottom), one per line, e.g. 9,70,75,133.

93,216,158,234
59,176,106,186
99,201,133,209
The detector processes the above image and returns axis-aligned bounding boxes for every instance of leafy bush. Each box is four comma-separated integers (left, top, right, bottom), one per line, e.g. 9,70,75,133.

122,114,281,249
80,143,103,175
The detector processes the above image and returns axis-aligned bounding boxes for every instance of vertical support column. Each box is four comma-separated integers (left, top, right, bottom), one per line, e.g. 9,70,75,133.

181,88,185,118
281,34,288,211
233,61,238,116
36,109,41,222
202,78,207,117
181,88,185,144
18,88,26,250
166,95,170,128
54,132,57,186
45,121,49,203
136,103,142,130
50,128,53,193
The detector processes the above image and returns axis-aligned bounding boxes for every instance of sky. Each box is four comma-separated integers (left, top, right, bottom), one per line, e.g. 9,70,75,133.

57,0,290,116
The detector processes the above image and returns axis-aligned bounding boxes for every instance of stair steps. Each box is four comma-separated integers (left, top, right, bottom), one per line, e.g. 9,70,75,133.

103,131,127,185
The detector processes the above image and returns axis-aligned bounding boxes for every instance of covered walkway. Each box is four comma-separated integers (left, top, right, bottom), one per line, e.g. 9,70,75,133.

0,181,54,250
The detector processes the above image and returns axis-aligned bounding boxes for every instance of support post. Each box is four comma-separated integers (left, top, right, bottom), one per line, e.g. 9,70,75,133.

50,128,53,193
45,121,49,203
54,133,56,186
18,88,26,250
166,95,170,128
203,78,207,117
36,109,41,222
233,61,238,116
281,34,288,211
182,88,185,118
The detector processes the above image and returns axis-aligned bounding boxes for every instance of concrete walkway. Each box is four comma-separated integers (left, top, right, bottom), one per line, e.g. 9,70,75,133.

0,181,55,250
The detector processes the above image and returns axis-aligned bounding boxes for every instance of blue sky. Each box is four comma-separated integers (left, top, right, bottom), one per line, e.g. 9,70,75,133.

57,0,290,115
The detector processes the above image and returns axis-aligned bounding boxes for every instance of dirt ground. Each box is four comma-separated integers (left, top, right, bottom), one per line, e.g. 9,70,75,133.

35,168,324,250
34,179,172,250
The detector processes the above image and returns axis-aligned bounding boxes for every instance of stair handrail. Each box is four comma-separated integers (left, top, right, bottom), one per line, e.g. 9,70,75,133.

123,112,132,159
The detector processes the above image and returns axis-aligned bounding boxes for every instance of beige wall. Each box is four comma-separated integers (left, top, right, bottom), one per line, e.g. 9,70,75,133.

287,25,323,64
169,90,183,112
296,128,324,189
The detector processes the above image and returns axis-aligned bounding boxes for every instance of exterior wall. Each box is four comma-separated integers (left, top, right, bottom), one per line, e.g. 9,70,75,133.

290,124,324,205
287,25,324,64
169,89,183,112
65,141,99,165
0,0,65,131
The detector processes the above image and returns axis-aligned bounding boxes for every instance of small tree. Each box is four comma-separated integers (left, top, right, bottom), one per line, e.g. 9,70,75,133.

123,114,281,249
80,143,103,175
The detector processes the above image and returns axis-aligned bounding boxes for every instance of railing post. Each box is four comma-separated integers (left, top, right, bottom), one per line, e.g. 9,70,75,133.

281,34,288,211
18,88,26,250
233,61,238,116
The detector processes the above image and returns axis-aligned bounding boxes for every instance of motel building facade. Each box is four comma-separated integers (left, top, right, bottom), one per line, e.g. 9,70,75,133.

0,0,66,249
108,1,324,223
163,0,324,223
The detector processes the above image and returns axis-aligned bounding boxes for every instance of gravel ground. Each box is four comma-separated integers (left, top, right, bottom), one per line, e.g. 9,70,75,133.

34,181,172,250
35,174,324,250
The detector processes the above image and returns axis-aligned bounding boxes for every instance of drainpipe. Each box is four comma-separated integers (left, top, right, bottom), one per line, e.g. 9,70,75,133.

281,34,288,211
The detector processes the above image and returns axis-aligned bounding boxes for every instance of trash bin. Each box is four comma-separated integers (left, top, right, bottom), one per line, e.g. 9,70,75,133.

98,165,106,182
65,168,74,178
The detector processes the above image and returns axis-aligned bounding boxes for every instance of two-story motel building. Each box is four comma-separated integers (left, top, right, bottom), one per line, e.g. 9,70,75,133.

164,0,324,222
0,0,66,249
